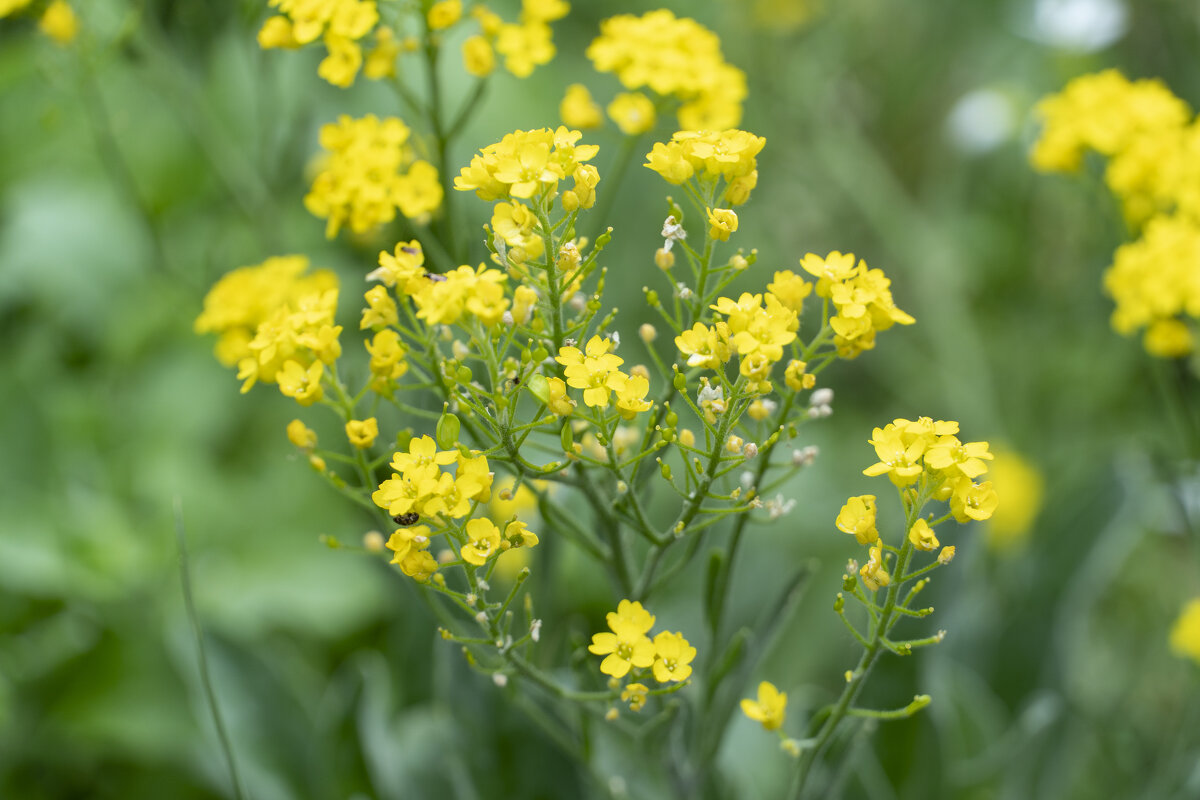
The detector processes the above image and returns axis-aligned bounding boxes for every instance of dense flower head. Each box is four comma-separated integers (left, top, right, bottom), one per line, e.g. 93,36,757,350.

710,292,798,364
741,681,786,731
410,264,511,327
1104,215,1200,357
644,129,766,204
1032,71,1200,357
195,255,337,367
196,256,342,404
800,251,914,359
853,418,996,547
455,127,599,202
586,10,747,130
1031,70,1190,174
373,435,494,523
258,0,380,87
305,114,442,238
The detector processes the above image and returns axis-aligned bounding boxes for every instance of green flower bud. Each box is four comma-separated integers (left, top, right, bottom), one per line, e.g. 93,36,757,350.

436,410,461,449
526,373,550,404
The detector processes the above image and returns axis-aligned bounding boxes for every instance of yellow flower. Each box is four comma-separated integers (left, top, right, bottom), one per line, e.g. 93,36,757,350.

1169,598,1200,665
924,436,993,480
360,285,399,330
286,419,318,449
546,376,576,416
276,360,325,406
345,418,379,449
862,423,927,487
363,26,400,79
496,22,554,78
607,92,656,136
555,335,626,408
427,0,461,30
461,518,502,566
907,518,939,551
365,329,408,393
784,359,815,391
613,373,653,419
651,631,696,683
836,495,878,545
949,479,999,523
462,34,495,76
38,0,77,44
707,207,738,241
621,682,649,712
501,519,539,549
768,270,813,314
588,600,656,678
859,544,891,591
741,681,786,731
561,84,603,130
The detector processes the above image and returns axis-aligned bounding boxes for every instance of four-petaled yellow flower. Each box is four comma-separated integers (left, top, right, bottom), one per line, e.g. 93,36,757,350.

836,495,878,545
707,207,739,241
461,518,502,566
908,518,939,551
741,681,786,731
345,417,379,449
589,600,656,678
651,631,696,683
556,335,626,408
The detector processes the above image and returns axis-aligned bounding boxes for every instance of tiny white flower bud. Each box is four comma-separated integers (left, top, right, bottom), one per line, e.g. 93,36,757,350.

502,310,514,326
493,672,508,687
466,593,478,606
476,579,490,592
742,442,758,459
531,619,542,642
474,611,488,623
810,388,834,407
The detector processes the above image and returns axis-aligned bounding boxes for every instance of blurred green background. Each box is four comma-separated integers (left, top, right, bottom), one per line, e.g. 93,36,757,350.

2,0,1199,797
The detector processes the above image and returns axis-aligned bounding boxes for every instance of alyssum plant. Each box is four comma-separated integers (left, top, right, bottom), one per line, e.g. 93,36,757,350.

195,2,999,796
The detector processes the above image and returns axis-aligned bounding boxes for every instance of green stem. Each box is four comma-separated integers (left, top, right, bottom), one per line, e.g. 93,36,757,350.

173,499,248,800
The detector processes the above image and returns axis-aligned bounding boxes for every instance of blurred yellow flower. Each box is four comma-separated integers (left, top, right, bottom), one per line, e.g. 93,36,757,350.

984,447,1044,553
1169,598,1200,665
38,0,77,44
741,681,786,731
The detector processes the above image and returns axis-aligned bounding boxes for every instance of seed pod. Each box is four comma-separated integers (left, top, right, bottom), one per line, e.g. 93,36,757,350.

436,410,461,449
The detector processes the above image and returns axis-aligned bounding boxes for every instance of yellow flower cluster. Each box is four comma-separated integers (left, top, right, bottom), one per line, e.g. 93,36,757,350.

369,241,512,328
454,127,599,204
456,0,567,79
374,436,491,522
38,0,76,44
0,0,32,18
555,336,652,418
644,129,765,206
305,114,442,239
799,251,914,358
586,10,747,131
257,0,380,88
195,253,338,367
842,417,995,589
237,286,342,405
374,436,538,579
588,600,695,686
1032,70,1200,357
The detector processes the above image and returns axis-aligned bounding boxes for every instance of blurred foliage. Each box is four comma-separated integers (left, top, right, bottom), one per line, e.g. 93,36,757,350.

2,0,1200,797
